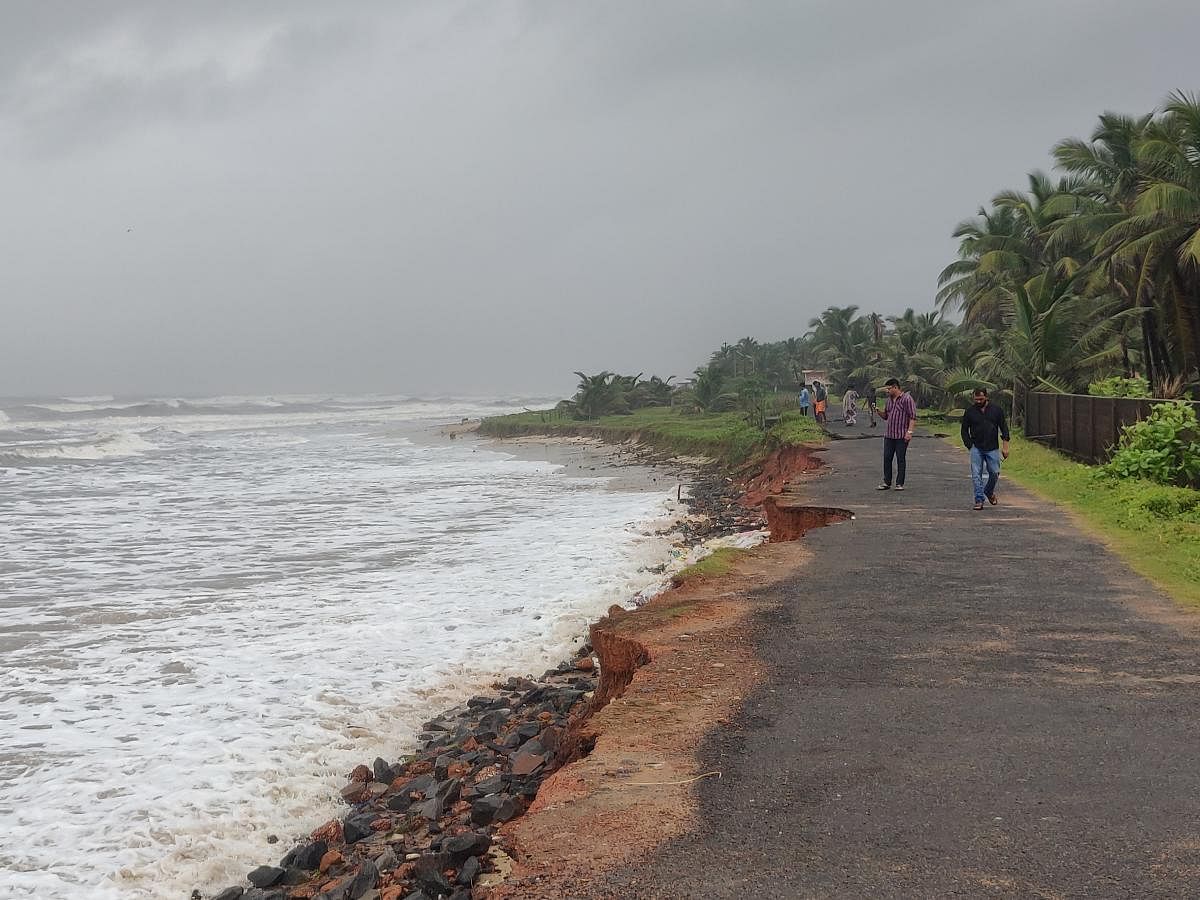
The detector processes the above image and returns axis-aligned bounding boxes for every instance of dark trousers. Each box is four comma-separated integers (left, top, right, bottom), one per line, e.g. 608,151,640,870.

883,437,908,486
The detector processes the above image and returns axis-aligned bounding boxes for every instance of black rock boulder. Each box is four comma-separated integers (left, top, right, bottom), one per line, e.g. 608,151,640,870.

413,854,453,896
343,814,375,844
246,866,285,888
344,859,378,900
443,830,491,866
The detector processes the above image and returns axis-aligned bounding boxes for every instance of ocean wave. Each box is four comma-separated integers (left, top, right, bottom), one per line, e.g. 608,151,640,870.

5,399,305,421
1,394,554,427
1,434,676,898
0,432,158,466
0,395,425,424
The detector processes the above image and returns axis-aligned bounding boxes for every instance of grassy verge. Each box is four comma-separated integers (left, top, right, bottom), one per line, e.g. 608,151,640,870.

981,434,1200,608
670,547,746,587
479,406,824,466
769,411,828,448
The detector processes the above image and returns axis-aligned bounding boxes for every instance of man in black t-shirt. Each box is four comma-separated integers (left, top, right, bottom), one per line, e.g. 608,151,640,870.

960,387,1011,510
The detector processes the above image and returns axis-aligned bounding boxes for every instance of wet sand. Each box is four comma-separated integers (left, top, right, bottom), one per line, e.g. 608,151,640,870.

429,420,696,495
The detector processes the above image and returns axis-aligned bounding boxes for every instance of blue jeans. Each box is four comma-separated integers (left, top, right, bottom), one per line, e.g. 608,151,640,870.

970,447,1001,503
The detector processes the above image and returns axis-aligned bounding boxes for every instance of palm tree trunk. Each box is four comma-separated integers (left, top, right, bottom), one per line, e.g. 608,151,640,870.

1142,306,1165,384
1170,271,1200,379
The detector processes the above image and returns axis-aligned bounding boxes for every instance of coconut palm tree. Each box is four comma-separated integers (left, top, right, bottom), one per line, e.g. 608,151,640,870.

709,343,738,377
821,318,880,393
1103,92,1200,383
571,372,617,419
939,172,1096,330
890,309,952,354
1054,112,1153,210
937,205,1035,327
866,312,886,345
688,367,738,412
1045,96,1200,386
631,375,676,407
781,336,812,386
808,306,860,351
971,265,1136,394
1050,110,1161,382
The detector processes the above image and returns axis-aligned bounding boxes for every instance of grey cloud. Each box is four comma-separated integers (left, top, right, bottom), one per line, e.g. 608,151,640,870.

0,6,372,153
1,1,1198,397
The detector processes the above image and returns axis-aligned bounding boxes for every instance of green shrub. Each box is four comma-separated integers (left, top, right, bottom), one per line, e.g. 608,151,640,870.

1134,485,1200,522
1103,401,1200,488
1088,375,1151,398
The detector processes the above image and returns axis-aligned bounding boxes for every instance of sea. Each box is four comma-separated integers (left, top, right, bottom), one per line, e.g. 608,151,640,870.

0,394,683,899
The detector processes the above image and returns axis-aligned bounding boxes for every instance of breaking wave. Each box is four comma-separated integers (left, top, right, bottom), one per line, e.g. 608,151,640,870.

0,431,158,466
0,394,559,426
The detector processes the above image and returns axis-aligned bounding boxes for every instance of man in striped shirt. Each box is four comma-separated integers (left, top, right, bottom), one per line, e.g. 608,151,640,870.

874,378,917,491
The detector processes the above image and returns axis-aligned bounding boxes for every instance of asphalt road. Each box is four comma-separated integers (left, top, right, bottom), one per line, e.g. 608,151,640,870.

607,433,1200,899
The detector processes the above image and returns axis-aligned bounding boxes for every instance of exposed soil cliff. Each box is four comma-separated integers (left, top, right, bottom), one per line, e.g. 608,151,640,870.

762,497,853,542
736,443,824,507
477,437,834,898
487,543,811,900
587,606,651,711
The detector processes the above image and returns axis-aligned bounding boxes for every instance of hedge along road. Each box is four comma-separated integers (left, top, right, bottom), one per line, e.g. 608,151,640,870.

608,432,1200,899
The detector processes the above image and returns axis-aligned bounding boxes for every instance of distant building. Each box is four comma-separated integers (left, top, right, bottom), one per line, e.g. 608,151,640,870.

802,368,829,386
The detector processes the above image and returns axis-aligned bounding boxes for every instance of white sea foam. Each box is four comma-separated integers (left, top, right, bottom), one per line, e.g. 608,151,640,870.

631,528,771,606
0,430,158,464
26,399,145,413
0,396,681,899
0,395,534,440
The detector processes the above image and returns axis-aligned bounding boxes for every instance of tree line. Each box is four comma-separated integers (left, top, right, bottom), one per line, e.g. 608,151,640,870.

937,90,1200,398
561,92,1199,420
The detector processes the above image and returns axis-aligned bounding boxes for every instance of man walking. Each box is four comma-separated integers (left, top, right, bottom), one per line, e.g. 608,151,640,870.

798,384,812,417
875,378,916,491
864,382,878,427
961,387,1010,510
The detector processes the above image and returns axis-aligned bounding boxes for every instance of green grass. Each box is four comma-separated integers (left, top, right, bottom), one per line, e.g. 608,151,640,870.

984,434,1200,608
768,410,826,447
479,406,825,465
670,547,746,587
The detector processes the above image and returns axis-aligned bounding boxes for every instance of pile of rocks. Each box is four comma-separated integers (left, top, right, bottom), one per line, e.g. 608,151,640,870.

605,442,760,538
205,655,597,900
679,467,764,538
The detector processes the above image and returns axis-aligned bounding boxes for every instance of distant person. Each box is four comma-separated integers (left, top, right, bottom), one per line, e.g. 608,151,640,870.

842,387,859,426
875,378,917,491
863,383,878,428
961,387,1011,510
813,381,828,423
798,384,812,417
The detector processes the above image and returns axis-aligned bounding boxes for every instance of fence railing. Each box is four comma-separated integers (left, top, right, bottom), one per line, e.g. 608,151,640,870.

1019,389,1200,464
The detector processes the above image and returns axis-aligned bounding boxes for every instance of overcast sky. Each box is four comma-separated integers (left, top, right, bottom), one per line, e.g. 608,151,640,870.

1,1,1197,398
